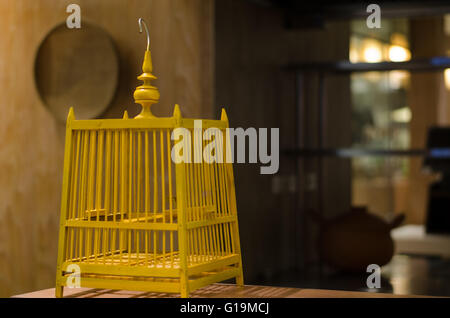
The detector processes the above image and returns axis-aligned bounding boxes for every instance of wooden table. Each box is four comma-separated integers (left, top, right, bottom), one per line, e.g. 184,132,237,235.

13,283,413,298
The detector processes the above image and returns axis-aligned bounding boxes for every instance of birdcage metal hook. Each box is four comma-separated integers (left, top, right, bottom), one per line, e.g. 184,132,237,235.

138,18,150,51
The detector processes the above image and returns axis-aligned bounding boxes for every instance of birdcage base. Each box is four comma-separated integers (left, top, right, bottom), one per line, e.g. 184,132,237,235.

64,251,239,268
58,252,242,297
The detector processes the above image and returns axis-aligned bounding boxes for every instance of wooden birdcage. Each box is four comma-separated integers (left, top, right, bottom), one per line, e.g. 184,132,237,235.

55,19,244,298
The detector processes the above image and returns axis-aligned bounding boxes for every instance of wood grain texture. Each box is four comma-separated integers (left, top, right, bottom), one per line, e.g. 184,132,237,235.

0,0,213,297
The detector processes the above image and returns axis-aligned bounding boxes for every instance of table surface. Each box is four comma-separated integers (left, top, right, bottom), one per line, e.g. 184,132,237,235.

13,283,418,298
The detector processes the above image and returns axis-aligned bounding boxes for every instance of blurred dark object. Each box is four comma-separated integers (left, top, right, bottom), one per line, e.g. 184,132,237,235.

424,127,450,234
246,0,450,29
312,207,404,272
424,127,450,173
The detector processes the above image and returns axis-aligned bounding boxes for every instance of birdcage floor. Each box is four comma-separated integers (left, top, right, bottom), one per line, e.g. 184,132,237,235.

66,251,237,269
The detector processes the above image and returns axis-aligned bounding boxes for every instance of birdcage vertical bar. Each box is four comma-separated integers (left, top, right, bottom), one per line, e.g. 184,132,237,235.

217,132,231,255
145,131,150,266
120,129,127,264
104,130,112,265
196,128,204,262
192,163,199,262
136,131,142,263
167,129,174,267
79,131,89,261
204,132,214,260
160,130,166,266
152,130,158,266
86,131,96,260
203,132,213,259
222,120,244,286
128,129,133,265
94,130,104,262
203,134,212,261
56,109,75,298
206,128,219,258
214,135,225,256
68,131,80,262
112,131,119,263
173,110,190,298
188,134,198,263
197,130,206,263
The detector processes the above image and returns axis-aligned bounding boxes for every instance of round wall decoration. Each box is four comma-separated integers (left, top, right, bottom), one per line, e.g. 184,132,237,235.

35,22,119,121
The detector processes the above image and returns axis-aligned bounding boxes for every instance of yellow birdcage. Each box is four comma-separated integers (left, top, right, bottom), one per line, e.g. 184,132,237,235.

55,19,244,298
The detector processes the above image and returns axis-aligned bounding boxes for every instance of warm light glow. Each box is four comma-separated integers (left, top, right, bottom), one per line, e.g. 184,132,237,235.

349,48,359,63
445,68,450,89
390,33,408,48
388,45,411,62
445,14,450,36
363,46,382,63
391,107,412,123
389,70,409,90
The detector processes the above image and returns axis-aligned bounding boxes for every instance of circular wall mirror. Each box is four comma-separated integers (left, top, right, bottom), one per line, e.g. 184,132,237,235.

35,22,119,121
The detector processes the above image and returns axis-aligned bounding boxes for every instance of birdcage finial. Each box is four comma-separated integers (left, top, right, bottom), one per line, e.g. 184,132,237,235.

67,107,75,122
173,104,182,120
134,18,160,119
220,108,228,122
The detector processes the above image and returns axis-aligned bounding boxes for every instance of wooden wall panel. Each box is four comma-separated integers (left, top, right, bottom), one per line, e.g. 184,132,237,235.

215,0,350,282
0,0,213,296
408,17,445,225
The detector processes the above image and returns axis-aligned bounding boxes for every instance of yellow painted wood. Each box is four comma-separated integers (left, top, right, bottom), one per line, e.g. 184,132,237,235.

71,118,176,130
134,19,160,119
186,215,236,230
221,109,245,286
55,22,243,298
188,268,241,291
67,276,180,294
187,254,240,276
173,104,190,298
55,108,75,298
65,220,178,231
63,262,180,278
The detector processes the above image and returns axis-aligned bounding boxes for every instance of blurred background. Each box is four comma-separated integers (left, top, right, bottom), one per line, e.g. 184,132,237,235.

2,0,450,297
